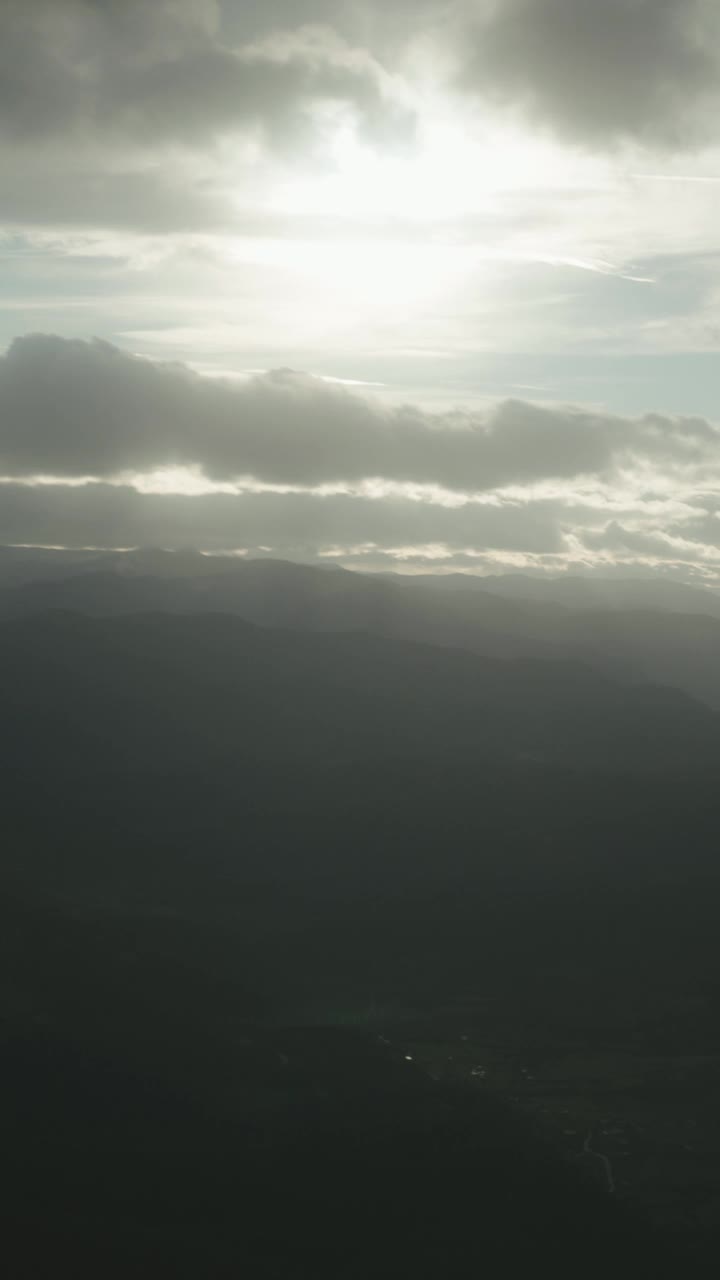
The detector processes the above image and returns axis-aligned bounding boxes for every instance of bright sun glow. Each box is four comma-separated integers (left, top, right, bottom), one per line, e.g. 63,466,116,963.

226,234,470,306
271,118,595,223
236,115,608,307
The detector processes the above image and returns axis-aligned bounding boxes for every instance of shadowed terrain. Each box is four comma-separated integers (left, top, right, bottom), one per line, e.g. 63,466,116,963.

2,584,720,1269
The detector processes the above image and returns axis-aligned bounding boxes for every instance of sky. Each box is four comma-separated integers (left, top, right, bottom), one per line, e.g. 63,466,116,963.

2,0,720,579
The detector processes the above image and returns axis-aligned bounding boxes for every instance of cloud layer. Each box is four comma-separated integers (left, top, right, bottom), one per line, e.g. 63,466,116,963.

456,0,720,148
0,480,562,559
3,4,720,583
2,335,718,492
0,0,405,149
0,0,412,237
8,0,718,158
2,334,720,580
3,474,720,581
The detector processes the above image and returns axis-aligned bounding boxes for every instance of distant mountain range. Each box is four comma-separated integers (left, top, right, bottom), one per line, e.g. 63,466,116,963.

378,568,720,618
1,547,719,709
2,607,717,782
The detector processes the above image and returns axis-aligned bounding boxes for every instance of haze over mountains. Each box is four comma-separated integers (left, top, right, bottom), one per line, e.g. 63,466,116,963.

390,568,720,618
5,606,719,782
3,546,720,711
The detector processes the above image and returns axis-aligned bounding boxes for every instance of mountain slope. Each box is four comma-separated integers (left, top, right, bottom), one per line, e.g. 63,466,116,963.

3,553,720,707
391,570,720,618
2,607,719,1266
1,609,716,779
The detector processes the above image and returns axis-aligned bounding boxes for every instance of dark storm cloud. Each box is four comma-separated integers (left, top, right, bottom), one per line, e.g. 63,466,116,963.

456,0,720,148
2,336,718,491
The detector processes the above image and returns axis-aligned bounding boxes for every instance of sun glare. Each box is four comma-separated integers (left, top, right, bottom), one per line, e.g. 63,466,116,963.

272,118,587,224
223,226,471,306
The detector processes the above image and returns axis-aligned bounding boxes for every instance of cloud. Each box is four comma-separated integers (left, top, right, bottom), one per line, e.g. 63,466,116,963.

0,1,406,151
455,0,720,148
2,476,720,581
2,332,720,580
0,479,563,558
0,171,233,236
2,335,719,493
0,0,415,240
8,0,715,160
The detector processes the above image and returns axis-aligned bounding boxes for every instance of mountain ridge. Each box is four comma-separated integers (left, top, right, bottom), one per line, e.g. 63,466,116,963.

2,550,720,708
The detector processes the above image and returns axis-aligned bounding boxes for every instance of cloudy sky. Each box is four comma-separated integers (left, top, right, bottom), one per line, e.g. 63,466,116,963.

2,0,720,578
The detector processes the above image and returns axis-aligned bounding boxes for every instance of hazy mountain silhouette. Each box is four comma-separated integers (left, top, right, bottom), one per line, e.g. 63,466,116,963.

0,543,242,587
1,609,717,779
2,551,720,708
388,569,720,618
